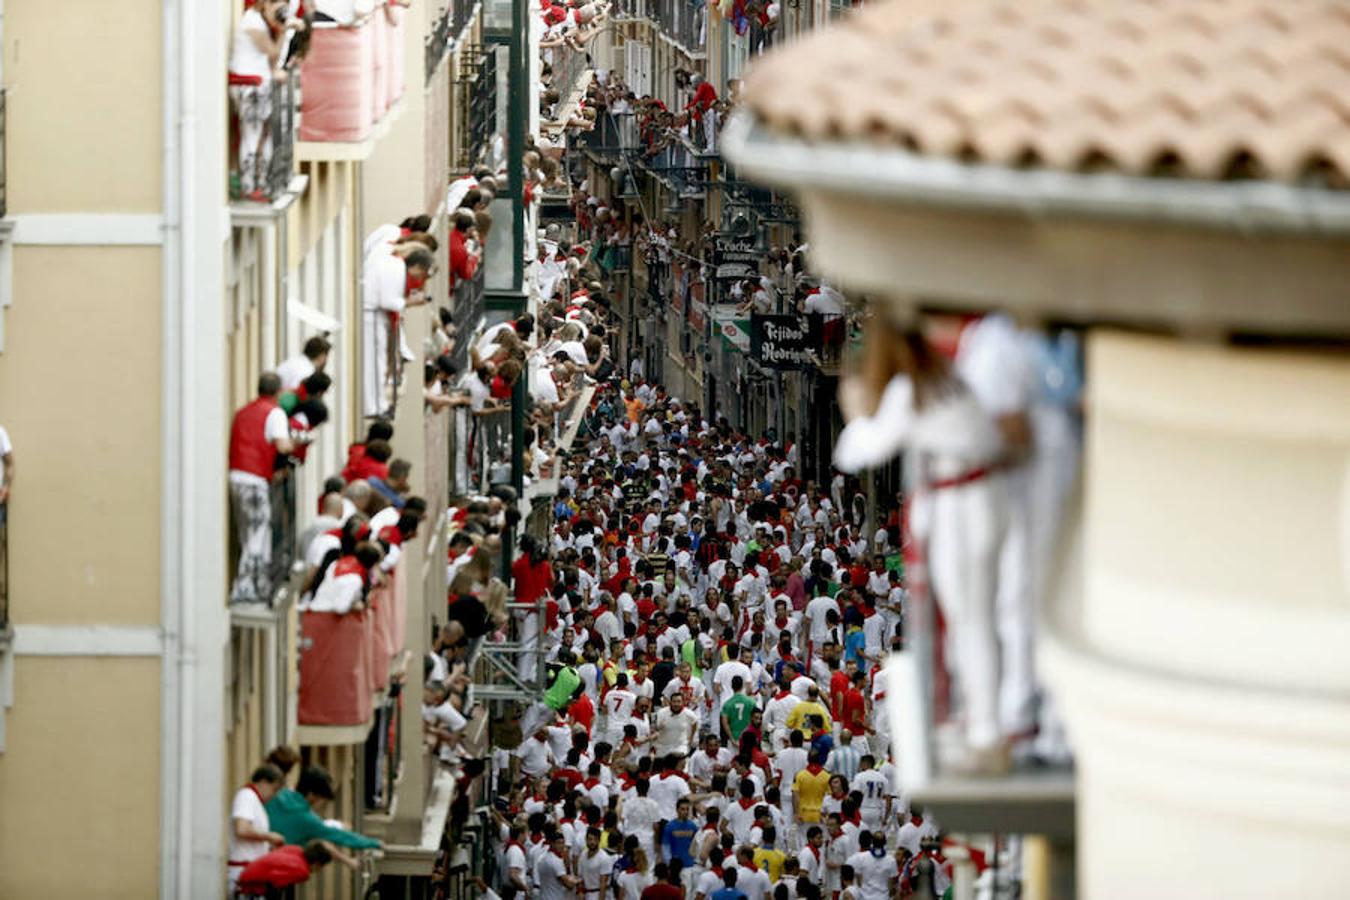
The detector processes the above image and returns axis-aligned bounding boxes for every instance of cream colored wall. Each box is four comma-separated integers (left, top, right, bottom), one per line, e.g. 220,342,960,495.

6,0,163,214
0,657,161,899
0,246,162,625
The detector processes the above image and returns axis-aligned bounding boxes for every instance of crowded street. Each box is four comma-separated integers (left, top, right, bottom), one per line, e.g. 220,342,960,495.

3,2,1349,899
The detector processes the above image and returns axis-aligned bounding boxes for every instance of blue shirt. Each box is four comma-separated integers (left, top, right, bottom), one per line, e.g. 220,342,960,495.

711,888,747,900
811,731,835,761
368,478,405,509
844,628,868,669
662,818,699,866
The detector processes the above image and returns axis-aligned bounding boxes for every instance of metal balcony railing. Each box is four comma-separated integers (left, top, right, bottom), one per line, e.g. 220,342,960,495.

269,472,299,599
579,110,639,158
652,0,705,52
426,0,477,84
457,44,497,169
548,47,592,113
449,268,486,371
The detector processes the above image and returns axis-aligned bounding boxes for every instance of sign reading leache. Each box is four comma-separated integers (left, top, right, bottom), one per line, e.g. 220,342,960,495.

712,234,759,280
751,314,817,369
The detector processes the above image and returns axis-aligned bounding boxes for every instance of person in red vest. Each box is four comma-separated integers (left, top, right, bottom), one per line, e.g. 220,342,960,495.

684,74,719,151
229,373,295,604
235,839,338,896
342,421,394,484
447,208,480,295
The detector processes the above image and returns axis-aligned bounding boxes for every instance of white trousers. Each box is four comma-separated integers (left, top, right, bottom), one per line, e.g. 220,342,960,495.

362,309,391,418
995,465,1036,736
926,477,1008,750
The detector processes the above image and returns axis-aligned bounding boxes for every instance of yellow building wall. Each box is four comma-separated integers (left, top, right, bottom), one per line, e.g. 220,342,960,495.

0,246,162,626
6,0,164,214
0,656,161,899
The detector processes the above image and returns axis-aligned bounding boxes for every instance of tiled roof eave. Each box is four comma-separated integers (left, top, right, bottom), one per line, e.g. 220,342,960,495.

721,113,1350,238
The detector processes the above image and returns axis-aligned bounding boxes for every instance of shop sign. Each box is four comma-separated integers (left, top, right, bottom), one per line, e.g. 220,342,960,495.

750,314,816,369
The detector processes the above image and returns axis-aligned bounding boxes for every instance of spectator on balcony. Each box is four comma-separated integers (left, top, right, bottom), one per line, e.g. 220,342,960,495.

685,74,719,152
303,541,384,614
266,764,382,855
363,243,435,419
235,840,339,896
0,422,11,522
347,437,392,483
448,208,481,296
228,764,288,891
230,0,294,202
343,421,395,484
276,335,331,391
299,492,345,567
229,373,295,605
280,370,332,414
369,457,412,508
284,398,328,466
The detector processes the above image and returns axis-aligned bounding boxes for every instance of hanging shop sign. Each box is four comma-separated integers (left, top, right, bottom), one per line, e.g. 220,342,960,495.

712,234,759,280
750,314,817,369
712,304,751,353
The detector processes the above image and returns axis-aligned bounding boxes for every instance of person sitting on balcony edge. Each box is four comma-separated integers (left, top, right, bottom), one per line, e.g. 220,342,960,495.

369,457,412,509
276,335,331,392
235,839,337,896
229,373,295,605
229,0,295,202
265,764,383,854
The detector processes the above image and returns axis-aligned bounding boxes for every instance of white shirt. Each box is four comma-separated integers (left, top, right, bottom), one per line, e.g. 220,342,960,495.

275,354,316,391
852,769,890,820
535,851,570,900
804,595,839,645
736,864,773,900
649,772,691,820
604,688,638,734
228,406,290,487
363,252,407,313
227,786,271,876
580,849,615,893
229,9,274,81
849,850,898,900
516,735,553,777
653,706,700,757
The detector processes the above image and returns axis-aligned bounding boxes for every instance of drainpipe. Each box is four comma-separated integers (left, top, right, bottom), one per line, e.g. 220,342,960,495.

158,0,185,897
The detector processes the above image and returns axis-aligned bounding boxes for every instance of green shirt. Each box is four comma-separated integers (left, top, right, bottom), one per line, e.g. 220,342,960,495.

722,693,756,742
681,638,703,678
265,788,381,850
545,665,581,711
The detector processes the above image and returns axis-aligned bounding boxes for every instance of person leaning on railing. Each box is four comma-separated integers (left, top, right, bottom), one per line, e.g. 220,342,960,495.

229,0,303,201
265,764,383,861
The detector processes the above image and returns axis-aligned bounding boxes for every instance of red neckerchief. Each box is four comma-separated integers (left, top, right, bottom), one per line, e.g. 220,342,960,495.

774,616,789,629
806,843,821,861
737,797,757,810
583,777,600,789
806,763,824,775
529,832,544,845
507,840,525,852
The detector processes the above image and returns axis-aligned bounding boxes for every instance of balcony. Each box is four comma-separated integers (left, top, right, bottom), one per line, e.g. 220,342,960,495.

296,555,408,745
541,47,593,133
0,90,7,218
578,110,640,161
230,66,302,205
426,0,479,84
456,44,497,170
298,2,408,161
0,500,7,632
651,0,705,55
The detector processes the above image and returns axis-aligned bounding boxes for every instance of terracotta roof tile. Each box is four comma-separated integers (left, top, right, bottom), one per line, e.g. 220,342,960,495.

740,0,1350,186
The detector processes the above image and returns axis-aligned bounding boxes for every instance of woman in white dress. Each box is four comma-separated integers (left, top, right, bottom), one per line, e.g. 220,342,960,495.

833,315,1010,771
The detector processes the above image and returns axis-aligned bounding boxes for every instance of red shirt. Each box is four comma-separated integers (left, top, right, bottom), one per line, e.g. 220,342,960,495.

842,687,867,734
641,885,683,900
237,846,312,893
830,670,850,720
512,556,555,607
449,228,477,287
569,693,595,734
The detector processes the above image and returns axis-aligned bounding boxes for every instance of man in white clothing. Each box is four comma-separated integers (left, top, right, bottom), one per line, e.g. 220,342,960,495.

652,691,700,758
227,765,286,891
362,244,433,418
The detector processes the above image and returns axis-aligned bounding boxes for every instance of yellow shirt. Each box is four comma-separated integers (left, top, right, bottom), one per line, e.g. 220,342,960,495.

785,700,831,735
793,766,832,823
753,847,787,882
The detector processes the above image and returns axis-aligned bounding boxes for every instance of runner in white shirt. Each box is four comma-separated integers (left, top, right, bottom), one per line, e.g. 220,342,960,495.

579,830,615,898
851,756,891,832
847,835,899,900
651,692,700,758
536,835,580,900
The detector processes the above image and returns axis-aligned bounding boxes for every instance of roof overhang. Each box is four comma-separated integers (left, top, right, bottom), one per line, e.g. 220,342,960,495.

723,114,1350,337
